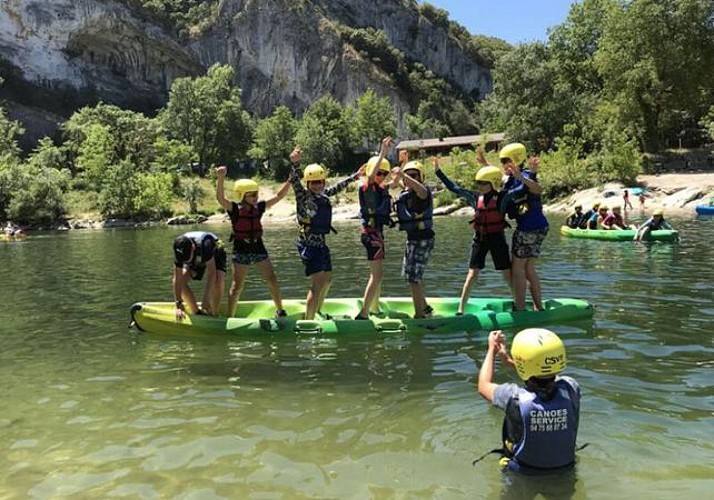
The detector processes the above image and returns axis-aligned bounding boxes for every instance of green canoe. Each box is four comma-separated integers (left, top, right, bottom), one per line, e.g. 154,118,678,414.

129,297,594,337
560,225,679,242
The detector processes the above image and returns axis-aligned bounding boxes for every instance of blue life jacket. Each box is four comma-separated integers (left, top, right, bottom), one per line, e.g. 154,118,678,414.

299,194,333,235
395,189,433,232
359,184,392,229
501,170,548,231
502,378,580,472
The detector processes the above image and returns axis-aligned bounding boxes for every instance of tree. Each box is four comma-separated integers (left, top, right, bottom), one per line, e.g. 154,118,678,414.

353,90,396,151
594,0,714,151
159,63,253,173
62,102,159,172
479,42,576,151
249,106,298,179
0,106,24,161
295,95,355,168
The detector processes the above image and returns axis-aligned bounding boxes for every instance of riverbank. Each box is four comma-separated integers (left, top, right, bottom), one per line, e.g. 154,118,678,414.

59,170,714,230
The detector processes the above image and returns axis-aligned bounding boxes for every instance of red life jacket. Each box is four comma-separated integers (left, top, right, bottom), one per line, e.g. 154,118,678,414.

472,194,506,234
230,202,263,241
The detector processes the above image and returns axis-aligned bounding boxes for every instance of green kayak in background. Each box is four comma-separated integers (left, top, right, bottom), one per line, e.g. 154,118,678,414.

130,296,594,337
560,225,679,242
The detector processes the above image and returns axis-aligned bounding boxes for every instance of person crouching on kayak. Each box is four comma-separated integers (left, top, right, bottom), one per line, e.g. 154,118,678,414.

355,137,396,320
172,231,227,319
216,166,291,318
288,146,364,320
478,328,582,474
601,204,630,230
635,207,674,241
435,159,511,316
393,160,435,319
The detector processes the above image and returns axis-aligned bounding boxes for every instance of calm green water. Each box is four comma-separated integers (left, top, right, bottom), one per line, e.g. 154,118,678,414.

1,214,712,499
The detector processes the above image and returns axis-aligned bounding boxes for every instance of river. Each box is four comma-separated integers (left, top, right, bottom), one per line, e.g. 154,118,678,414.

1,213,712,498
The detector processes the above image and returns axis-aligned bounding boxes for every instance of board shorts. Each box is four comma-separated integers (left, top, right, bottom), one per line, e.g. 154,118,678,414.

232,238,269,266
511,227,548,259
402,238,434,283
360,229,385,261
297,242,332,276
470,232,511,270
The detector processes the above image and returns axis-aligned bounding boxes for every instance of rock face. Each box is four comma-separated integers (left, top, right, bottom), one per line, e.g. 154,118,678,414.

0,0,201,111
0,0,491,136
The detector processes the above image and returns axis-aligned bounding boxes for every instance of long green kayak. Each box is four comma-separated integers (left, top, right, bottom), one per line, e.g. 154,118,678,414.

129,297,594,337
560,225,679,242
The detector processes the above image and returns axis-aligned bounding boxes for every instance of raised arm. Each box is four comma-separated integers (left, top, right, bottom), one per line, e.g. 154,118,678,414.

324,165,364,197
478,330,507,402
434,157,477,207
368,136,393,184
265,180,291,209
395,167,428,199
510,163,542,195
215,166,232,211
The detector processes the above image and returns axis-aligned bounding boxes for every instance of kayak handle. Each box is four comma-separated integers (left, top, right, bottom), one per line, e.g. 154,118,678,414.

375,320,406,333
294,320,322,335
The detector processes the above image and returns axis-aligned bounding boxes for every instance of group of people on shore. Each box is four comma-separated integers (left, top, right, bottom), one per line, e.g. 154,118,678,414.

565,199,675,240
170,140,549,321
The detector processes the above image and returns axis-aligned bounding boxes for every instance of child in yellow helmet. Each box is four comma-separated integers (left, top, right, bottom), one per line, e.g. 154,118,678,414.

434,157,512,315
216,166,291,317
500,143,548,312
288,146,365,320
355,137,397,320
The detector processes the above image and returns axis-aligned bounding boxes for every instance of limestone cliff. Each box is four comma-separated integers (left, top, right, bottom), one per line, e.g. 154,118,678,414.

0,0,492,141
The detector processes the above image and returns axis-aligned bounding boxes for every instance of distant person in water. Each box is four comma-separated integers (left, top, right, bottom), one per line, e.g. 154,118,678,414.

216,166,291,318
623,189,634,210
172,231,227,320
3,221,22,237
635,208,674,241
638,193,646,209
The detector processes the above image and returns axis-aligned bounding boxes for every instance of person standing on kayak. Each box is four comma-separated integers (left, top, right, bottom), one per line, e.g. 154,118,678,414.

478,328,581,474
393,160,435,319
172,231,227,319
288,146,364,320
500,143,548,312
355,137,396,320
434,159,511,316
216,167,291,318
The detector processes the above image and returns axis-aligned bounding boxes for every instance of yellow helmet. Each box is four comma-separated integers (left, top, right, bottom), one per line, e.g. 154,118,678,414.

511,328,566,381
474,165,502,190
303,163,326,182
598,202,608,211
499,143,527,165
592,201,600,210
403,160,424,177
366,156,391,176
233,179,259,202
611,204,622,211
653,207,664,216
